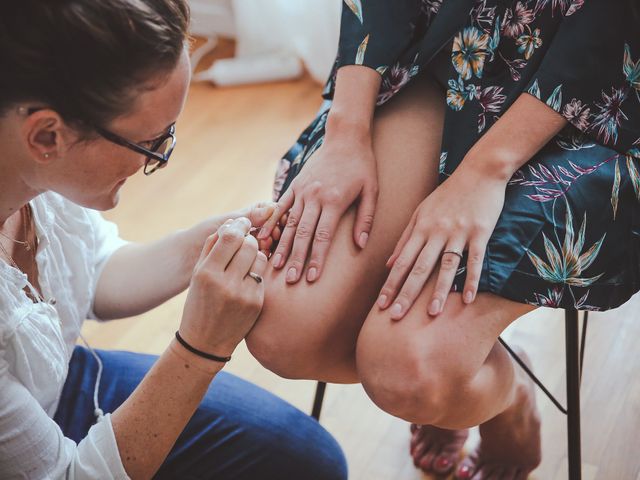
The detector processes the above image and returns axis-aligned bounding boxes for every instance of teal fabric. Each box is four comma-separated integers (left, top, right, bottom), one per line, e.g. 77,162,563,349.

273,0,640,311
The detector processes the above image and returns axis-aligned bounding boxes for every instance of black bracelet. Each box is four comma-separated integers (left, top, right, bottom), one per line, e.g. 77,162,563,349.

174,331,232,363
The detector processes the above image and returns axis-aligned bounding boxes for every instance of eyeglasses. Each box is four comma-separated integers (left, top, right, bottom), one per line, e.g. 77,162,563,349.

20,106,177,176
94,124,176,176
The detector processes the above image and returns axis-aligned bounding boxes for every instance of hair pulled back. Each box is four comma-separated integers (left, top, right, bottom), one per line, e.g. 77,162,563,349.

0,0,190,133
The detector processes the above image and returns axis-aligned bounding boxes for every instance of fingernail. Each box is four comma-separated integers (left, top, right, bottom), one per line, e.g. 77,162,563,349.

359,232,369,248
429,299,441,315
257,227,267,239
390,303,403,318
259,205,274,216
377,294,387,308
286,267,297,283
273,254,282,268
464,290,473,303
307,267,317,282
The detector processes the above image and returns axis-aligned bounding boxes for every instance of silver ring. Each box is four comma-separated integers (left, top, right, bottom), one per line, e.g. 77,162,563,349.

442,250,464,260
248,272,263,284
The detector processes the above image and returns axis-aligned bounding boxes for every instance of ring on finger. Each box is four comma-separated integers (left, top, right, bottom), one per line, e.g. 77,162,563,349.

248,272,263,284
442,250,464,260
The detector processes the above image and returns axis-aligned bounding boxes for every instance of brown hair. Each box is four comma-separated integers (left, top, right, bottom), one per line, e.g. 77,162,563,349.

0,0,190,133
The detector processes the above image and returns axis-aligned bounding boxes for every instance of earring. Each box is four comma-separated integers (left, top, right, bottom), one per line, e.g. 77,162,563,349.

44,153,50,159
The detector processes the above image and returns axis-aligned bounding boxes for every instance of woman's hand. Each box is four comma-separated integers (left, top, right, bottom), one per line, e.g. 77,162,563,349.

257,65,382,284
378,164,507,320
197,201,281,257
260,130,379,284
179,217,267,357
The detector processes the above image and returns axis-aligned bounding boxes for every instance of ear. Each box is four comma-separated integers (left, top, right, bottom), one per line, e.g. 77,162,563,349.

19,108,77,164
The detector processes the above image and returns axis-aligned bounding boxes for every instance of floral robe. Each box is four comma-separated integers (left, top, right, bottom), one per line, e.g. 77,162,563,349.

273,0,640,311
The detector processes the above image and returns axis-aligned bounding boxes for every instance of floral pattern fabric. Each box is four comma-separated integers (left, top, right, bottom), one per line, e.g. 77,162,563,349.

273,0,640,311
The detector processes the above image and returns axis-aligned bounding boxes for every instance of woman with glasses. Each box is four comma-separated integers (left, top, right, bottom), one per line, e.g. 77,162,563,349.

0,1,347,479
251,0,640,478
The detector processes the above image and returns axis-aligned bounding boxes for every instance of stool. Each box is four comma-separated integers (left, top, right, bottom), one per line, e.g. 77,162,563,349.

310,309,588,480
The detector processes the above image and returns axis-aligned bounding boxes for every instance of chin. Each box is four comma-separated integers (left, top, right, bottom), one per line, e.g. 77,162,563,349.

54,177,125,211
99,191,121,210
94,180,125,210
73,190,121,211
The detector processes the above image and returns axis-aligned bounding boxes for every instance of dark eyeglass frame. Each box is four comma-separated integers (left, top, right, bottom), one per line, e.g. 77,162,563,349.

94,124,176,176
23,107,176,176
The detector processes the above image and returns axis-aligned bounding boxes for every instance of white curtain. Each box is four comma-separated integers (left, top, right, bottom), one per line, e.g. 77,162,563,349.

192,0,341,85
232,0,341,83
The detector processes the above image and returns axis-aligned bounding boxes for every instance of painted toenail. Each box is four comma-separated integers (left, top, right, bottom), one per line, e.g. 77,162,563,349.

434,456,453,471
456,465,472,479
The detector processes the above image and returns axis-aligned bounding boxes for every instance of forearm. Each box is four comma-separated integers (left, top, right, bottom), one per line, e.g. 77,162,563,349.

460,93,568,181
111,341,222,479
325,65,382,140
93,218,216,320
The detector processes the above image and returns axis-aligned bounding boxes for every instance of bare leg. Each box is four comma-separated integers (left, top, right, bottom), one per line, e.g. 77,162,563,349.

356,278,542,477
246,74,445,382
248,72,542,479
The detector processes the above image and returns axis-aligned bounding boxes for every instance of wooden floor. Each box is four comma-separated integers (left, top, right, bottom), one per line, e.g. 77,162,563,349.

82,42,640,480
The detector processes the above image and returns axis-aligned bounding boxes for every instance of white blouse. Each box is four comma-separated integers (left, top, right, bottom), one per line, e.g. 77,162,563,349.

0,191,130,479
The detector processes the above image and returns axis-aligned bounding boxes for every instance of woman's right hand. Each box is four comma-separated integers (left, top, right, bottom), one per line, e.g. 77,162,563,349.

259,129,379,284
178,217,267,358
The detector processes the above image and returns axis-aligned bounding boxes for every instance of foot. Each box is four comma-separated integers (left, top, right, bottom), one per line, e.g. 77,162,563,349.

410,424,469,476
454,348,542,480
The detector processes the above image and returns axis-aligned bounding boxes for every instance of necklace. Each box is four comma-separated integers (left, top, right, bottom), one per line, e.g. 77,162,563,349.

0,205,33,251
0,205,44,303
0,229,32,250
0,205,31,267
0,238,20,270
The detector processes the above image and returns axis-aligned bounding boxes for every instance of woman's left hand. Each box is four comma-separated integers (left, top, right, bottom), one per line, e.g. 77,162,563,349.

378,164,508,320
197,201,282,258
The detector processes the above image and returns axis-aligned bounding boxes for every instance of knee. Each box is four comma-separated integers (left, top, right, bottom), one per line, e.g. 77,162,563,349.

246,323,320,379
356,327,464,425
246,276,359,381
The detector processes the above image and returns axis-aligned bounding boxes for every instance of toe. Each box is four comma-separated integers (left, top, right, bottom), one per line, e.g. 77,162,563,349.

411,440,430,467
410,425,431,454
418,447,439,472
410,429,424,454
455,460,476,480
432,453,456,475
434,438,465,474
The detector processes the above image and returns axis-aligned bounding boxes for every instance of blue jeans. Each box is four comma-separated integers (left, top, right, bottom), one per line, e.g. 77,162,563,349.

54,347,348,480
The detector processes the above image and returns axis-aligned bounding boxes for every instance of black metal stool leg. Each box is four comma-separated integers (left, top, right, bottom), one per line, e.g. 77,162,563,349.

566,309,582,480
501,308,586,480
312,381,327,420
